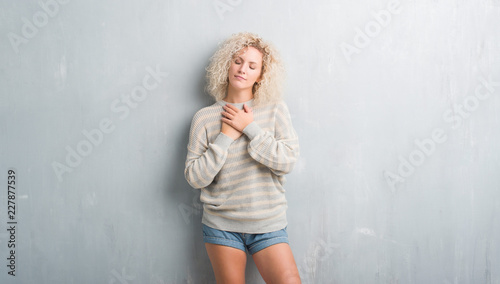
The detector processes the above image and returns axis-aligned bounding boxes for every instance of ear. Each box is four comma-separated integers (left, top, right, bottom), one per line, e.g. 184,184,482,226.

256,67,264,83
256,75,262,84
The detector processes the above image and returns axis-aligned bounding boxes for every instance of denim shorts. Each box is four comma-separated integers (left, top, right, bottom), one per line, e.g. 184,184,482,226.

202,224,289,255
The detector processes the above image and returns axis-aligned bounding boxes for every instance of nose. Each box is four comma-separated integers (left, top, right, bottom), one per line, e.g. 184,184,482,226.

237,63,247,74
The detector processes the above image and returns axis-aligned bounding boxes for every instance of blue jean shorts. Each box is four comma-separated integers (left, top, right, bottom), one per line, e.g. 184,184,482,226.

202,224,289,255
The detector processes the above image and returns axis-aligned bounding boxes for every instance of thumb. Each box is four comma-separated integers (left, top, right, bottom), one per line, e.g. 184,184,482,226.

243,104,252,112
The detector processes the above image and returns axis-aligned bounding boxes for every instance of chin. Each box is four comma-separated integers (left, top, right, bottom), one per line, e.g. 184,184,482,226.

229,81,251,90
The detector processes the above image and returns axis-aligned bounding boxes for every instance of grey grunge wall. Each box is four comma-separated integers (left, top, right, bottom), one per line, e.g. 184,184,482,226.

1,0,500,283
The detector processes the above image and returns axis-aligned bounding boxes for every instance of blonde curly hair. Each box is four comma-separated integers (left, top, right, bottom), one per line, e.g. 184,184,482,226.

205,32,285,106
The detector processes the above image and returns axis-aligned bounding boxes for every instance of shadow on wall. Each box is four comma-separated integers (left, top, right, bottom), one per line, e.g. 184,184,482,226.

162,64,216,283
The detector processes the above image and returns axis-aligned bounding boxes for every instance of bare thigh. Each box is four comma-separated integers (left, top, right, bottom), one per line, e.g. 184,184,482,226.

252,243,301,284
205,243,247,284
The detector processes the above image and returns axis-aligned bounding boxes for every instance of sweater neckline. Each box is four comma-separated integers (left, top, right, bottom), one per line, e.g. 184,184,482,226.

217,98,255,108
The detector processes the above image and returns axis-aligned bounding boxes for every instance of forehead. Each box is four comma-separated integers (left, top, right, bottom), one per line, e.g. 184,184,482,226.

233,46,263,63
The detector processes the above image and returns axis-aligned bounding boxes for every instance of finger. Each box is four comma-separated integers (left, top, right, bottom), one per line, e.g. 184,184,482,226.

224,104,239,113
243,104,252,113
223,106,235,115
221,111,234,118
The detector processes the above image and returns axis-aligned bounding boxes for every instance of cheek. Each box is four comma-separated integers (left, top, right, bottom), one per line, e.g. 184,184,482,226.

227,67,235,79
250,70,262,81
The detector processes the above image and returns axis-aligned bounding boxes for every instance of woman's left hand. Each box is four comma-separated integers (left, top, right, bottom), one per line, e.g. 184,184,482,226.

221,103,254,132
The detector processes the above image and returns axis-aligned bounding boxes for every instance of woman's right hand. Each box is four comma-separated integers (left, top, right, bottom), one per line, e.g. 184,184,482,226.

221,121,242,140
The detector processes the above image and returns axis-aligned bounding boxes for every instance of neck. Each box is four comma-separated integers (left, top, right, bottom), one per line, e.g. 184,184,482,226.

224,85,254,103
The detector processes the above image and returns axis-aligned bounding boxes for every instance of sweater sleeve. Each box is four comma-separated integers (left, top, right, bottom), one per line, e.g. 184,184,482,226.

242,101,300,176
184,112,234,189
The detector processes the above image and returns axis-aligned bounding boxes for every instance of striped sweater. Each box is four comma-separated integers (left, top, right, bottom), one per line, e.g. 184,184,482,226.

184,98,300,234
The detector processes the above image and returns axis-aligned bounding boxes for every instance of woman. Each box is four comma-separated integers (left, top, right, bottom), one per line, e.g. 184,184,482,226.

184,32,301,283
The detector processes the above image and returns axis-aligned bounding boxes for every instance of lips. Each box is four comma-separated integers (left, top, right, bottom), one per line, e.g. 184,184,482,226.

234,75,246,80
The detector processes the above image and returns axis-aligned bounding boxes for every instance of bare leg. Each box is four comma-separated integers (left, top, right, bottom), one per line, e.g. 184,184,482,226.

252,243,301,284
205,243,247,284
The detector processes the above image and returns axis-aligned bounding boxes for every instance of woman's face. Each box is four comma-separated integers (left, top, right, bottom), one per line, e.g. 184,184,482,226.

227,46,263,92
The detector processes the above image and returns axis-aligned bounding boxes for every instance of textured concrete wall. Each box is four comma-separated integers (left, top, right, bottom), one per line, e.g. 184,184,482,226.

1,0,499,283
